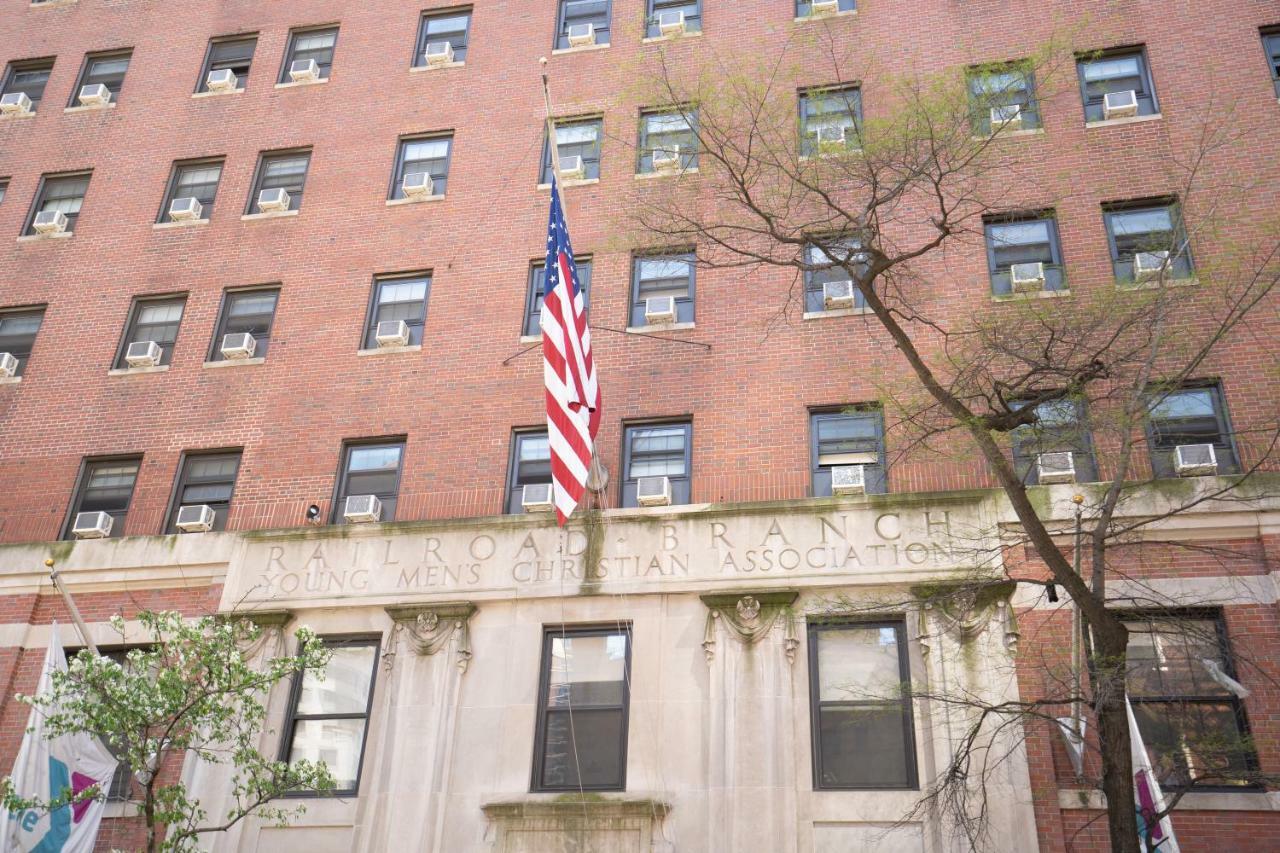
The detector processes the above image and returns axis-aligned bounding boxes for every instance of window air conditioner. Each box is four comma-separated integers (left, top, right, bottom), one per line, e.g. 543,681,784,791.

376,319,411,347
809,0,839,16
402,172,434,198
637,475,672,506
424,41,455,66
72,511,113,539
206,68,237,92
289,58,320,83
125,340,163,368
1174,443,1217,477
32,210,68,235
168,197,203,222
1010,261,1046,292
823,279,855,310
558,155,585,181
831,464,866,495
0,352,17,378
220,332,256,360
1035,451,1076,484
567,23,595,47
343,494,382,523
990,103,1022,131
0,92,33,116
651,146,681,173
814,124,847,153
657,9,687,35
257,188,290,212
644,296,677,325
1133,251,1169,282
175,504,216,533
1102,89,1138,120
78,83,111,107
521,483,555,512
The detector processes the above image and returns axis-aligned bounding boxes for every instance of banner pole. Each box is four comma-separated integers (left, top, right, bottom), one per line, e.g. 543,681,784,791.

46,559,100,655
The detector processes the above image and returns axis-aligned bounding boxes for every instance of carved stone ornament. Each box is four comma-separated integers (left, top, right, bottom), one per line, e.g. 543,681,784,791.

700,590,800,665
384,602,477,672
912,581,1019,653
224,609,293,660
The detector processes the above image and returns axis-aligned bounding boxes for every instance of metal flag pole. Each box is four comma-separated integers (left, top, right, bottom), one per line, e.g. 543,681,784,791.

46,558,100,655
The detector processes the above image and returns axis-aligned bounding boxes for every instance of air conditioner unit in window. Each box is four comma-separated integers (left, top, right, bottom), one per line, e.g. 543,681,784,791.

1010,261,1046,292
809,0,840,16
990,103,1023,131
206,68,237,92
257,188,290,212
32,210,68,235
168,197,203,222
343,494,382,523
651,146,681,173
657,9,687,35
567,23,596,47
175,504,216,533
221,332,256,360
1133,250,1169,282
0,92,33,116
636,475,672,506
814,124,847,154
831,464,866,495
521,482,554,512
376,319,411,348
289,58,320,83
0,352,17,378
823,279,855,310
1174,443,1217,477
1102,89,1138,120
402,172,434,198
72,511,113,539
644,296,677,325
424,41,455,66
1036,451,1076,484
558,155,585,181
125,340,162,368
78,83,111,107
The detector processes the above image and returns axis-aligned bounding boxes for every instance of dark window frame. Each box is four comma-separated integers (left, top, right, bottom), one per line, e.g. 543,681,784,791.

24,171,92,236
279,635,381,798
1143,381,1240,477
802,236,868,313
113,294,187,369
67,48,132,108
278,25,339,83
207,286,280,362
195,34,258,93
620,419,693,508
163,448,243,533
157,157,225,223
2,57,55,110
798,84,863,156
1264,27,1280,98
524,255,592,336
413,8,473,66
636,107,698,173
629,250,695,326
1009,397,1099,485
0,304,47,377
967,62,1040,134
809,406,888,496
245,148,312,214
0,178,7,204
64,644,151,800
983,210,1066,295
554,0,613,50
644,0,702,38
362,272,431,349
60,455,143,540
807,618,918,791
330,438,408,523
540,116,603,184
388,133,453,199
505,429,552,514
1075,46,1159,123
796,0,854,16
1101,198,1193,283
530,624,633,793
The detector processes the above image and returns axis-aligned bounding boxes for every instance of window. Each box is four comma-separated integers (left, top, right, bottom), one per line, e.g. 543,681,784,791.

1102,200,1193,283
114,296,186,368
810,408,887,496
247,150,311,213
209,288,279,361
24,172,91,235
525,257,591,336
1077,48,1158,122
158,159,223,223
389,135,452,199
2,58,54,111
810,621,916,790
505,431,551,513
62,457,141,540
1010,398,1098,484
1124,613,1255,788
414,9,471,66
280,27,338,82
803,239,866,313
1145,383,1239,477
637,108,697,173
541,118,602,184
0,307,45,377
1264,28,1280,98
363,273,430,348
0,179,6,203
968,64,1039,134
556,0,611,49
281,638,379,795
622,422,691,507
532,626,631,791
630,252,694,326
799,85,861,156
645,0,701,37
333,440,406,522
69,50,131,106
65,646,147,799
197,35,257,92
984,213,1065,295
165,451,242,533
797,0,853,15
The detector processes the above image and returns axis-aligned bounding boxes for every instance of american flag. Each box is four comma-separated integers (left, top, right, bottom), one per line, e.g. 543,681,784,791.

541,176,601,525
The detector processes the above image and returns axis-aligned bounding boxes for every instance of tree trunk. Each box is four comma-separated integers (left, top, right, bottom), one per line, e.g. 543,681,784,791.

1091,621,1141,853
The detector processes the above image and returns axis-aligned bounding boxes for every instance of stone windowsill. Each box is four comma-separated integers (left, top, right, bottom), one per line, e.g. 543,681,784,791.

1085,112,1163,130
192,88,244,99
357,344,422,357
974,127,1047,141
626,321,696,334
1058,788,1278,812
481,795,672,819
153,219,209,230
203,357,265,369
551,42,612,56
799,148,863,161
101,801,140,819
641,30,703,44
635,167,698,180
17,231,73,242
0,110,37,119
409,61,465,73
1117,276,1198,291
241,209,300,221
519,334,542,344
992,288,1071,303
386,195,445,206
802,306,873,320
536,178,599,190
0,376,21,386
274,77,328,89
794,9,856,22
32,0,77,7
107,365,170,377
64,102,116,114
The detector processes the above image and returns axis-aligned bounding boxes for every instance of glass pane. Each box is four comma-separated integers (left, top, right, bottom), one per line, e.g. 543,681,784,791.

818,705,910,787
186,456,238,480
295,645,377,715
288,718,366,790
294,32,335,52
1110,208,1171,237
426,15,470,36
1132,702,1252,787
547,633,627,707
378,280,428,306
1083,56,1141,82
1149,389,1215,420
818,626,901,702
519,434,550,463
540,708,624,789
646,112,690,135
229,292,277,317
348,445,401,473
1126,619,1230,698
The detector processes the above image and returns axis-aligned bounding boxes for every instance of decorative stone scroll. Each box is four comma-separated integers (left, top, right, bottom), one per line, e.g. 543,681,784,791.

912,580,1020,655
384,602,477,672
699,590,800,664
228,609,293,660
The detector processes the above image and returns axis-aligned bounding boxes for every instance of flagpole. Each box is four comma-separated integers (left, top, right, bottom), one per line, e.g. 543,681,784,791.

45,558,100,655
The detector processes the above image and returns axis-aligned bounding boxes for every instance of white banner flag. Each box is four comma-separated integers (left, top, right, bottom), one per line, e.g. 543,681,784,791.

0,624,119,853
1127,697,1180,853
